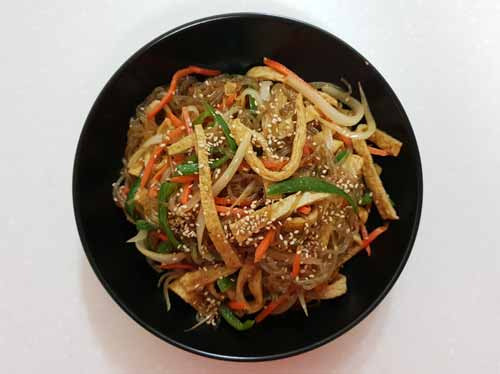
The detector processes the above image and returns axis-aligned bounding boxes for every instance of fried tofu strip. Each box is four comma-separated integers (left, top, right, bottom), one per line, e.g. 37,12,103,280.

195,125,242,267
368,129,402,156
169,265,239,313
317,275,347,300
178,265,239,292
167,134,194,155
169,280,203,312
229,191,330,243
352,138,399,220
246,66,285,82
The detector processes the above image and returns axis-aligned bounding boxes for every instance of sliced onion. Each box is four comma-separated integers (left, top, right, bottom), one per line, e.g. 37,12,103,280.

310,104,375,140
127,134,164,167
357,82,378,138
238,87,263,106
212,131,251,196
259,81,272,101
184,313,213,332
126,230,148,243
298,290,309,317
311,81,364,124
285,75,361,127
162,272,183,312
134,239,186,264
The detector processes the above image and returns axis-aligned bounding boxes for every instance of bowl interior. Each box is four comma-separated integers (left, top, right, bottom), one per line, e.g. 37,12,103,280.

73,14,422,361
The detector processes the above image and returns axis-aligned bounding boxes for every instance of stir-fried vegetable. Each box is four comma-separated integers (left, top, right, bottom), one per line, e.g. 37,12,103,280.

254,229,276,263
264,57,364,127
115,61,403,331
360,192,373,206
203,102,238,152
335,149,350,163
195,124,242,268
125,178,140,218
135,219,155,231
219,305,255,331
158,182,182,248
267,176,358,213
157,240,173,253
248,95,257,113
147,66,221,120
217,276,235,292
175,153,230,175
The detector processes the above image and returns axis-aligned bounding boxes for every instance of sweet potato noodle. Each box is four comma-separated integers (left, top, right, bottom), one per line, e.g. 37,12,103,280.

112,58,402,331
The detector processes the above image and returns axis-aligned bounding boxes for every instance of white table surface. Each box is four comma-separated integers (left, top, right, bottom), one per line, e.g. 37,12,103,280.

1,1,499,373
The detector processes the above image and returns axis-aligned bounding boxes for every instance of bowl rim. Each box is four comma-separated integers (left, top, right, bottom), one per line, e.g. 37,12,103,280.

73,12,423,362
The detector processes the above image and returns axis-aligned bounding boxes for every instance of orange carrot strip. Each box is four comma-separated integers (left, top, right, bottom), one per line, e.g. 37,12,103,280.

157,232,168,241
147,66,221,120
159,263,196,270
181,107,193,135
171,154,186,165
262,158,288,171
367,146,390,156
140,126,185,188
238,160,250,172
166,107,184,128
152,163,169,181
215,205,248,217
180,183,192,205
335,133,352,146
120,185,130,196
148,184,159,198
225,93,237,108
227,300,247,310
302,143,313,156
360,223,371,256
170,175,198,184
291,253,301,278
254,229,276,263
255,296,287,323
361,224,389,249
263,57,295,77
297,205,311,215
140,145,165,188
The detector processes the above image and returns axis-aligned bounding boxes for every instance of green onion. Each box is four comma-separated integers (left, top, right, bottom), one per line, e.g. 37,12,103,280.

219,305,254,331
360,192,372,206
125,178,141,218
175,153,230,175
185,153,198,163
135,219,156,231
157,240,173,254
158,182,182,248
335,149,350,163
217,277,235,292
267,176,358,213
193,110,210,125
248,96,257,113
203,102,238,152
175,163,198,175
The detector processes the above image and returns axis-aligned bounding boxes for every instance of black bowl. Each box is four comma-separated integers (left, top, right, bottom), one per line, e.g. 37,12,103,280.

73,13,422,361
